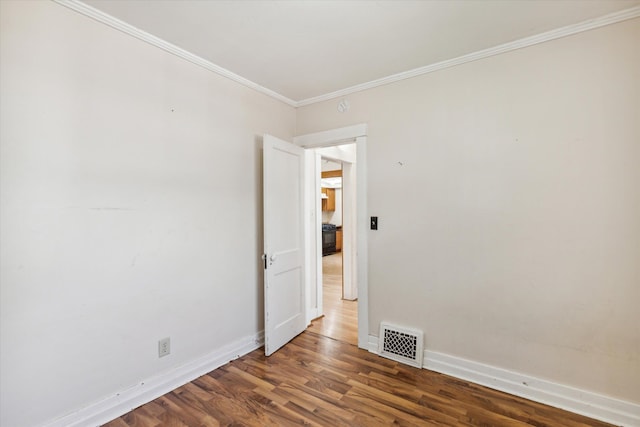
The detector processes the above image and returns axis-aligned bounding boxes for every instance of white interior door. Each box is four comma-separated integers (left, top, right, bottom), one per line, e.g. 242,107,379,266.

263,134,306,356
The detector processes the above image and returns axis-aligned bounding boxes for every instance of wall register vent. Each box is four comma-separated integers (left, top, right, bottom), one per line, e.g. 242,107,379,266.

378,322,424,368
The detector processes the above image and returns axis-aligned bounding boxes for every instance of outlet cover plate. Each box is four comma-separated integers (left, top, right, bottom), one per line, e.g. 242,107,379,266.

158,337,170,358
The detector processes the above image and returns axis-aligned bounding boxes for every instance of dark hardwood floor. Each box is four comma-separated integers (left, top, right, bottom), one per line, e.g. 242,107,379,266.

104,253,614,426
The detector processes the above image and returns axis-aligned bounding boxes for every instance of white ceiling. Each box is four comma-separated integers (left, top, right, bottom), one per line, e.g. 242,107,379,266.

81,0,640,105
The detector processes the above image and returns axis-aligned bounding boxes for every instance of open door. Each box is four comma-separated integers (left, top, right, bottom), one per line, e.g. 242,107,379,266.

263,134,306,356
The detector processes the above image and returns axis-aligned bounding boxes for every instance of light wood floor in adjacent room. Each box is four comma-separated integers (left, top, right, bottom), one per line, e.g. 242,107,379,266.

307,252,358,345
104,252,614,427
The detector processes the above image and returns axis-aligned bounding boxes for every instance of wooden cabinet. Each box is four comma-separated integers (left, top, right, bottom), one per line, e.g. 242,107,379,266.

321,188,336,211
336,229,343,251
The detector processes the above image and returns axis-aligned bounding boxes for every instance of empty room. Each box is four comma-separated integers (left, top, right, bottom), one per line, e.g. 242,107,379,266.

1,1,638,426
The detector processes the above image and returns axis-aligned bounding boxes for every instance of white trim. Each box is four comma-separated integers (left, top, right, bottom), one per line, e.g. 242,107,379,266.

354,135,368,349
303,149,325,326
53,0,297,107
367,335,379,354
53,1,639,108
43,331,264,427
293,124,368,147
341,161,356,301
296,6,640,106
367,335,640,427
314,153,323,320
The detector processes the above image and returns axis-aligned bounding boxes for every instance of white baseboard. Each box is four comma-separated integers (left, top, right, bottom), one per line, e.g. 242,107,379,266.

44,331,265,427
367,334,379,354
307,308,320,325
368,335,639,427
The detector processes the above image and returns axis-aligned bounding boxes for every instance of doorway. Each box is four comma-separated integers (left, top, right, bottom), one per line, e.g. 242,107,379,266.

309,158,358,345
293,124,369,350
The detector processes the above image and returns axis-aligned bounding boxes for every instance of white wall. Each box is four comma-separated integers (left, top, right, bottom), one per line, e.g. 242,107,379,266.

297,18,640,404
0,1,295,426
321,160,342,171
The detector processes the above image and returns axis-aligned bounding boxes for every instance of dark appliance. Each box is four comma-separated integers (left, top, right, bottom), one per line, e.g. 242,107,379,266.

322,224,336,256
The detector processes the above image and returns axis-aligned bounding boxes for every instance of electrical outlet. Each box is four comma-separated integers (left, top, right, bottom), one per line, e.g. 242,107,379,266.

158,337,170,358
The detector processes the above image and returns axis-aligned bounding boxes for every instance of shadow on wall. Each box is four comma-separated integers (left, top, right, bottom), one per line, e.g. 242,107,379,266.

255,135,265,331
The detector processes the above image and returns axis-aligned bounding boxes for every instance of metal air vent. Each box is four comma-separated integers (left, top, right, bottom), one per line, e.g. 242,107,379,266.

378,322,423,368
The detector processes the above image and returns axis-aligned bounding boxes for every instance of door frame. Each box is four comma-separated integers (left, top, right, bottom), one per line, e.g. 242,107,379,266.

293,124,368,349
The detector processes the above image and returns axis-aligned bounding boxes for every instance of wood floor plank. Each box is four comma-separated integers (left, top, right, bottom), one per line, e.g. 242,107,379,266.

153,410,190,427
102,418,133,427
276,382,355,421
139,401,166,418
353,371,467,421
156,394,209,427
120,406,163,427
165,387,220,427
346,378,461,425
341,391,444,426
224,365,276,391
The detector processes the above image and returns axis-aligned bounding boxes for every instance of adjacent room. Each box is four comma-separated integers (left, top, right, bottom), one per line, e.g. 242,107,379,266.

1,1,638,426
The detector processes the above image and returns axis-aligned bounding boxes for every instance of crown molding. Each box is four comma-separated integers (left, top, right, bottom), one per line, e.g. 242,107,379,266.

296,5,640,107
54,1,639,109
53,0,298,107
